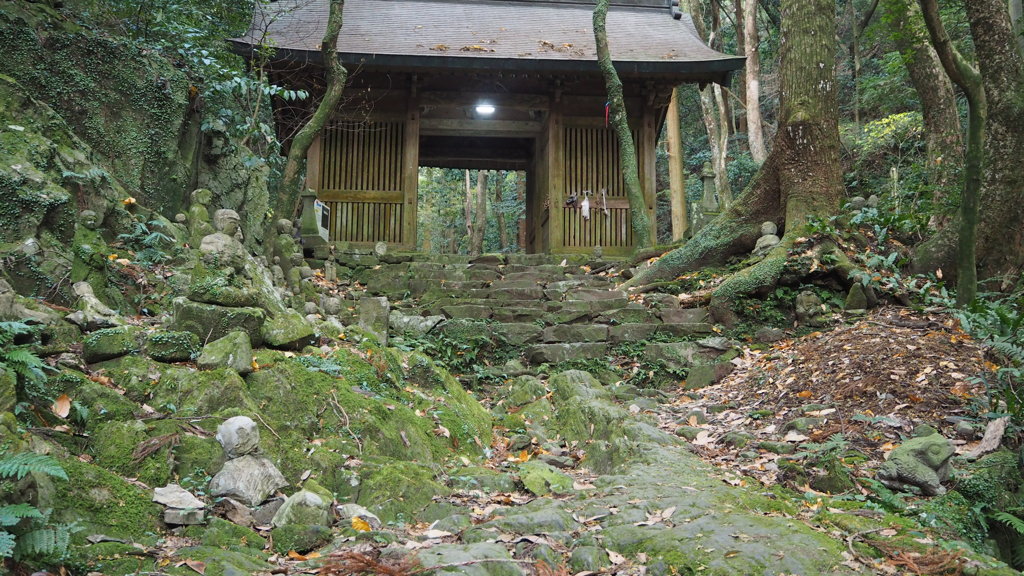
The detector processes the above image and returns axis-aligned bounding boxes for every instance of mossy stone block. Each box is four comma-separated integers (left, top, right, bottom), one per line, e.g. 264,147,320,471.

196,330,253,374
182,517,266,551
261,312,316,350
170,297,265,347
145,329,200,363
83,325,143,363
518,461,574,496
270,524,332,555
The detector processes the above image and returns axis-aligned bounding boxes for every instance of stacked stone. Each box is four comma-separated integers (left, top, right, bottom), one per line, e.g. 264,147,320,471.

208,416,287,506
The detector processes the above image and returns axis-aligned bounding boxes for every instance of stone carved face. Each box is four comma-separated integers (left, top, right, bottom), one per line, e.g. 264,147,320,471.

277,219,293,235
191,188,213,205
213,209,241,237
80,210,100,230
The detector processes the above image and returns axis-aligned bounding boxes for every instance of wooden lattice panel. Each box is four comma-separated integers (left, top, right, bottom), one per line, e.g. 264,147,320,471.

319,120,406,244
561,126,638,249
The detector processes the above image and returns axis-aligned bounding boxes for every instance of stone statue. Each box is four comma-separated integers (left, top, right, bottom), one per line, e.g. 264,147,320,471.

751,221,781,257
272,218,301,279
66,281,122,330
323,245,338,283
271,256,286,288
186,189,215,248
190,209,257,307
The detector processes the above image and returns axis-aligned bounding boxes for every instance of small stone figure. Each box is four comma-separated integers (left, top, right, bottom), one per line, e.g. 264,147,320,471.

186,189,215,248
751,221,780,257
271,256,286,288
287,252,304,295
324,245,338,283
66,282,122,330
794,290,826,327
273,218,301,278
877,432,955,496
190,209,257,307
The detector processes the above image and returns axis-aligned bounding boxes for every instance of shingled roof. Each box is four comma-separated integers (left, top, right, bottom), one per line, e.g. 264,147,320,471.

234,0,743,80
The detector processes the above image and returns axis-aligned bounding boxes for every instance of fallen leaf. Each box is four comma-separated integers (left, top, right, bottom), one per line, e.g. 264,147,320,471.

184,559,206,574
606,549,626,565
288,550,308,560
51,394,71,418
351,516,372,532
796,390,813,399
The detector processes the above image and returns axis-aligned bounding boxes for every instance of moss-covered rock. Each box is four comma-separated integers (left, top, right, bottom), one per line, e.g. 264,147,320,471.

262,312,317,350
181,517,267,551
196,330,253,374
356,460,449,522
0,366,15,414
145,329,200,363
83,325,144,363
518,461,574,496
50,458,161,542
170,297,265,347
270,524,332,555
90,419,173,487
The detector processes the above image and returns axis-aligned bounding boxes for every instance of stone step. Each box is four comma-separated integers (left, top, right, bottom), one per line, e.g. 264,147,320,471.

541,324,609,343
525,342,608,364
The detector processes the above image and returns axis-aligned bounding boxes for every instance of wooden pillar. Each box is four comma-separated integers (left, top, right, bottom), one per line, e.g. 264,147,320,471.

401,92,420,249
640,97,658,243
667,88,688,241
547,95,564,252
306,134,323,195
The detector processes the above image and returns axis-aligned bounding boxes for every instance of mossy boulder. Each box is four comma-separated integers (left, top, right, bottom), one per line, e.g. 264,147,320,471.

196,330,253,374
182,517,266,552
518,461,574,496
163,546,273,576
170,297,265,347
271,489,331,527
0,366,15,414
145,329,200,363
356,460,449,522
50,458,161,542
261,312,317,350
90,419,174,487
270,524,332,555
83,325,144,363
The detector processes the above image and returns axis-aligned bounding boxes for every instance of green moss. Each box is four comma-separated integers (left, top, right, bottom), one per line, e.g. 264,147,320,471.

356,460,449,522
270,524,332,555
182,517,267,552
82,325,143,363
163,545,273,576
145,329,201,363
90,419,173,487
67,541,157,575
52,458,161,542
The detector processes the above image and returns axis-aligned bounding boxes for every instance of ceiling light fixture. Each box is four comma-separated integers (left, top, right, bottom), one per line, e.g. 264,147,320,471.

475,103,496,115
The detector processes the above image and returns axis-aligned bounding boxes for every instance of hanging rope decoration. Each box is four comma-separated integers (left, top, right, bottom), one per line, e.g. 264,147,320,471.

581,190,591,220
604,101,610,127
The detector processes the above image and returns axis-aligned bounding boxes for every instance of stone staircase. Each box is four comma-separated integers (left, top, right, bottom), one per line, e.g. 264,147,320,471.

325,249,721,368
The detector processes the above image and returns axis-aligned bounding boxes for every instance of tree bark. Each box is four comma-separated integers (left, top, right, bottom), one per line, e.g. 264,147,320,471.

667,87,689,242
913,0,1024,292
594,0,653,250
624,0,842,299
277,0,347,220
517,171,527,251
734,0,749,140
470,170,488,255
464,169,473,249
744,0,768,162
495,171,509,251
887,0,962,230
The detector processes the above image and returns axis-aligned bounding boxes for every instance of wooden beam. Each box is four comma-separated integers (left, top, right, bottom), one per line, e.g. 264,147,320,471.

420,118,543,137
318,190,404,203
548,97,565,252
419,92,550,110
306,134,322,194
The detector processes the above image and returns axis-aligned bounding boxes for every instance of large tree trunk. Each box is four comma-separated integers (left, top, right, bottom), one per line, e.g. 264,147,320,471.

277,0,347,220
517,171,527,251
913,0,1024,292
624,0,842,300
734,0,749,141
464,169,473,250
470,170,488,255
887,0,962,230
744,0,768,163
594,0,652,250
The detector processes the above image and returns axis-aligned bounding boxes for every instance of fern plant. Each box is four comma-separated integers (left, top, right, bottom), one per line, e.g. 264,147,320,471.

0,322,49,388
0,451,73,562
115,219,175,265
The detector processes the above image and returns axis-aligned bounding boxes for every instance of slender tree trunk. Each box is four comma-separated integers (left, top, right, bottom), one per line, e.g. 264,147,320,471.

689,0,734,207
594,0,653,249
887,0,962,230
277,0,347,220
495,171,509,251
913,0,1024,292
744,0,768,162
667,87,689,242
470,170,488,255
625,0,842,297
735,0,749,141
517,171,527,251
464,169,473,250
918,0,985,305
1011,0,1023,56
848,0,860,128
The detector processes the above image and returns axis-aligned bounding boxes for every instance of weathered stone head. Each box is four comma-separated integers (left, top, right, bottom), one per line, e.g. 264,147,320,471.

877,433,955,496
80,210,100,230
191,188,213,206
277,218,293,235
213,209,241,237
